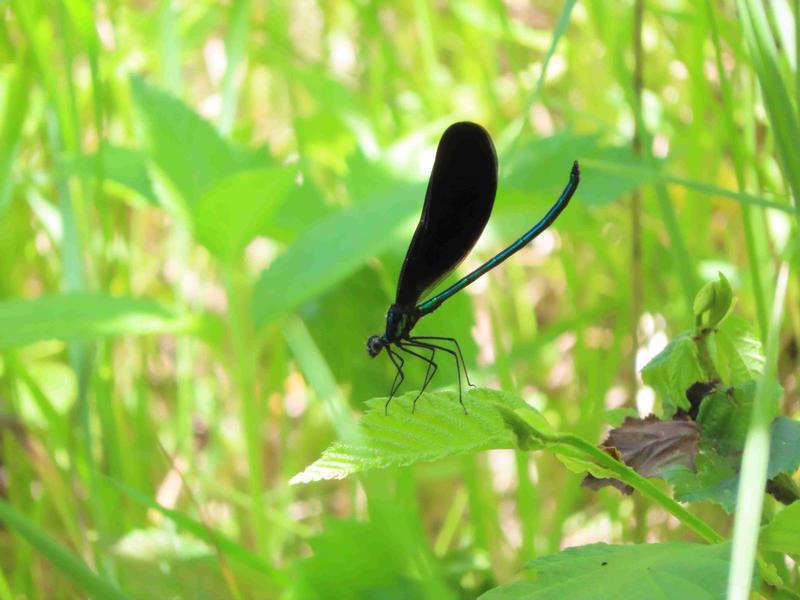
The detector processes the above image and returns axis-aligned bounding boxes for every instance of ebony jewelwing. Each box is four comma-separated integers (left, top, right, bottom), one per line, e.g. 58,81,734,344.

367,121,580,414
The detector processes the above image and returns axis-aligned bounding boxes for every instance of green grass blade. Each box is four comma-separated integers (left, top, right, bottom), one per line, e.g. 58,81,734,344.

0,499,128,600
727,263,790,599
0,293,200,348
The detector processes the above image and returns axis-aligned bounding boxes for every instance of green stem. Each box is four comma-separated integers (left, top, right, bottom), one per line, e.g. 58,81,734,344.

694,329,721,382
498,408,725,544
225,267,268,555
727,262,790,599
704,0,769,341
548,433,723,544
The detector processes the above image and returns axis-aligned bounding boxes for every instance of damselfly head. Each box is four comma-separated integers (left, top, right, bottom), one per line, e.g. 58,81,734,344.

367,335,384,358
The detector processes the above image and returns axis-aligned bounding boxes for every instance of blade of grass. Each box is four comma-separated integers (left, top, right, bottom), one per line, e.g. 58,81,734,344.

727,262,790,600
282,315,357,442
0,58,28,216
0,499,128,600
582,158,793,214
219,0,250,135
497,0,576,167
704,0,770,342
737,0,800,223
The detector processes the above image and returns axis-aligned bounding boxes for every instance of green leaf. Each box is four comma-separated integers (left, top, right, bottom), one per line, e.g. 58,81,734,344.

192,167,295,261
766,417,800,479
715,315,765,384
290,388,545,484
666,449,739,512
60,146,158,205
252,184,422,327
480,542,731,600
0,499,127,600
697,382,755,454
502,134,642,207
294,519,423,600
666,416,798,512
130,76,260,210
0,293,198,348
760,501,800,555
693,272,733,329
641,333,703,415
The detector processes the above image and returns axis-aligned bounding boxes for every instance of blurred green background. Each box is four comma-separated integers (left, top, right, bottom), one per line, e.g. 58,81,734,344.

0,0,798,598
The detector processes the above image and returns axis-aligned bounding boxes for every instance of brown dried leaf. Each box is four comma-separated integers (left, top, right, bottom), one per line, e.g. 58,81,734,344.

583,415,701,494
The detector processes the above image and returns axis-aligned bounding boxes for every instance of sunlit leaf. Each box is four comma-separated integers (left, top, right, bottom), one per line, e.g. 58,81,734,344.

715,315,765,384
641,333,703,415
192,167,296,261
252,184,422,327
290,388,545,484
130,76,265,210
0,293,198,348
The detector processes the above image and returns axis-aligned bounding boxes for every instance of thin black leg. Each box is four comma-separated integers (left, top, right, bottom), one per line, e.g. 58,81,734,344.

397,343,437,413
385,347,405,414
410,336,475,388
405,339,466,415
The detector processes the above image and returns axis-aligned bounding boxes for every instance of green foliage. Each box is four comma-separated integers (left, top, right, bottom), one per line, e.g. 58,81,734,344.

481,542,732,600
0,293,197,348
715,315,766,383
130,76,253,212
192,167,296,262
293,519,426,600
253,185,421,327
1,1,798,598
0,499,126,600
640,333,702,415
693,272,733,330
760,501,800,556
291,388,546,483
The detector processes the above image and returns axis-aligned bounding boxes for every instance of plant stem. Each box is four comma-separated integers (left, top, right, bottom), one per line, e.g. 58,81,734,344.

225,267,269,555
545,432,724,544
727,262,790,600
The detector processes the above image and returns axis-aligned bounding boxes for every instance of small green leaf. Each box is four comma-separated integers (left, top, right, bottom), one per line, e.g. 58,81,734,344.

290,388,545,484
766,417,800,479
697,382,755,454
641,333,703,415
715,315,765,384
666,450,739,512
693,281,716,319
666,416,797,512
693,272,733,330
480,542,731,599
0,293,197,348
760,501,800,555
192,167,296,261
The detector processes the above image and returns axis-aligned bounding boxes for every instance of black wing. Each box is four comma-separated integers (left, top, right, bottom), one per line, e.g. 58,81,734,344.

395,122,498,307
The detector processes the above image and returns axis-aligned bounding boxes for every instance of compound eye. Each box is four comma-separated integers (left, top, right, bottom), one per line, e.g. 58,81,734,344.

367,336,383,357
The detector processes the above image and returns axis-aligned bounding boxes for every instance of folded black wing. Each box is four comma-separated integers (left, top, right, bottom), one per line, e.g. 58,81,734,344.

395,122,498,308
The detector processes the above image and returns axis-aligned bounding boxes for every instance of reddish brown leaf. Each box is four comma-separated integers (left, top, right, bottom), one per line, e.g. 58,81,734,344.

583,415,701,494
